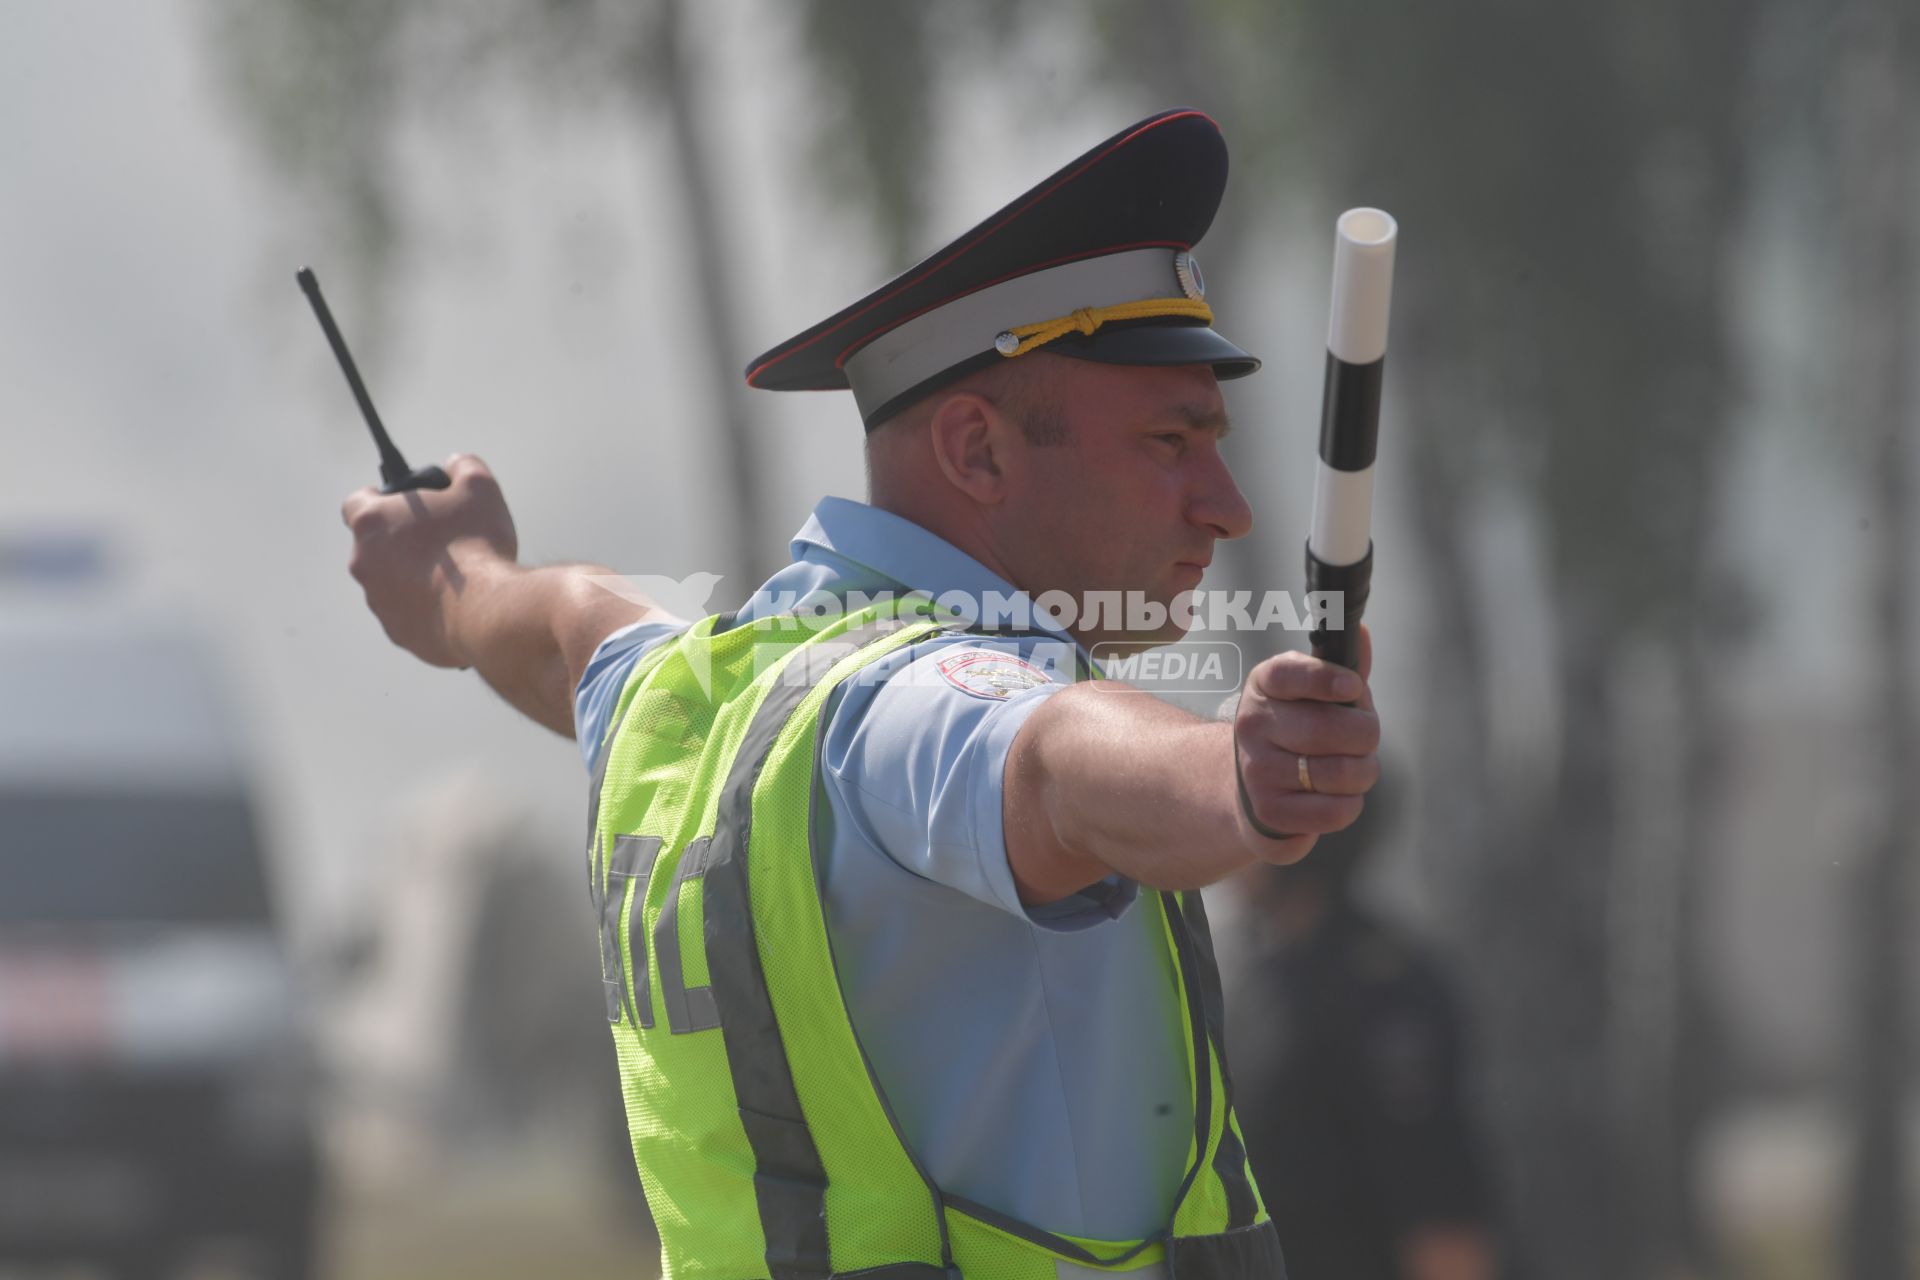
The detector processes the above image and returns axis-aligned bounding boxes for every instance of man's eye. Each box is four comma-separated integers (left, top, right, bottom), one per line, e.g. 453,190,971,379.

1155,432,1187,451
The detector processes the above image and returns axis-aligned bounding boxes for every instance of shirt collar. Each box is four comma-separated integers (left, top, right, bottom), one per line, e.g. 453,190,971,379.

786,496,1075,643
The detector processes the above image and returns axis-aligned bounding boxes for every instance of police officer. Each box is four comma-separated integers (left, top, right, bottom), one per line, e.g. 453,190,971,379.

341,110,1381,1277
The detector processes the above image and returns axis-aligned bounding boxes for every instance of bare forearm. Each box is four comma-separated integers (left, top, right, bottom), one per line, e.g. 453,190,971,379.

448,555,654,737
1004,641,1378,904
1013,685,1253,894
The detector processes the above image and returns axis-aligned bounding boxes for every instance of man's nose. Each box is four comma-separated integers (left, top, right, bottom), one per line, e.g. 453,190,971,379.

1191,452,1254,541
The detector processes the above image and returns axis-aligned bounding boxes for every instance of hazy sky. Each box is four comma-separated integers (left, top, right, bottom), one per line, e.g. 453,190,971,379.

0,2,1310,932
0,0,1870,966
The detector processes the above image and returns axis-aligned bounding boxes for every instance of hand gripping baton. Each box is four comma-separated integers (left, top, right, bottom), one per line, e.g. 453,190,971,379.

1305,209,1398,673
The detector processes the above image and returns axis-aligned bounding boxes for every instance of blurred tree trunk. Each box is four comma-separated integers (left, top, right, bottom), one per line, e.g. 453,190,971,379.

642,0,772,587
1536,613,1627,1279
1395,310,1503,1262
1834,0,1917,1271
1669,623,1735,1279
1624,5,1752,1269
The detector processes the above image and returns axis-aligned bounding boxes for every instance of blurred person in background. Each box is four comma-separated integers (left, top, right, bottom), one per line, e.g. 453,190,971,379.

1225,772,1498,1280
339,110,1380,1275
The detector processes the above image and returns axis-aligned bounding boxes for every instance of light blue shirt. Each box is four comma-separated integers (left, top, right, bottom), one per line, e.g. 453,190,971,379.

575,497,1191,1241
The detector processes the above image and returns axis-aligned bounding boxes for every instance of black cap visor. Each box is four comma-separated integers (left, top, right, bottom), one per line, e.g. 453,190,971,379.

1043,318,1261,380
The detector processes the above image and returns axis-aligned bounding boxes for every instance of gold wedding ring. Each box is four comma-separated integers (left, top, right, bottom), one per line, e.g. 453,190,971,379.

1297,754,1316,793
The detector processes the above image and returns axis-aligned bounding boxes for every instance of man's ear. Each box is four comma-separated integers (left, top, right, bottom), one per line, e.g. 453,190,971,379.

928,391,1017,505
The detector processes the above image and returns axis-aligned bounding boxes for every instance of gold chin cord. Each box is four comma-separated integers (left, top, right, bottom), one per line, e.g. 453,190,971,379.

993,296,1214,358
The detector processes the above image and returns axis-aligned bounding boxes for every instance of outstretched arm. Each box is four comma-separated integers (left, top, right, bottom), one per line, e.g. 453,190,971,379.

1004,628,1380,900
341,454,668,737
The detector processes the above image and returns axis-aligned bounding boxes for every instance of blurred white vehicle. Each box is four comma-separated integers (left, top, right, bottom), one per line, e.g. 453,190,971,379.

0,585,320,1280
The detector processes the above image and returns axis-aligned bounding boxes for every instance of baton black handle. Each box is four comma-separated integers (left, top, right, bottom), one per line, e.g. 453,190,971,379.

296,267,451,495
1306,542,1372,675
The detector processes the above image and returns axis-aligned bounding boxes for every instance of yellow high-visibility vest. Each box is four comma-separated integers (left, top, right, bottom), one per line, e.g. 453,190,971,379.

588,600,1283,1277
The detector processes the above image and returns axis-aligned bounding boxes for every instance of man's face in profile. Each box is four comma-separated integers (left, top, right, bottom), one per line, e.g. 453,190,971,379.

1001,360,1252,650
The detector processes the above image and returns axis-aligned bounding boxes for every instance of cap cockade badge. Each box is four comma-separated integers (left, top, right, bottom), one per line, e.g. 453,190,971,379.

1174,251,1207,302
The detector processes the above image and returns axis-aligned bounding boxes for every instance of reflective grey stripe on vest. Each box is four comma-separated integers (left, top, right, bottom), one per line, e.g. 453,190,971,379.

607,835,664,1026
592,737,655,1025
586,628,687,1023
654,835,720,1033
1166,1221,1287,1278
1175,891,1260,1230
702,618,923,1280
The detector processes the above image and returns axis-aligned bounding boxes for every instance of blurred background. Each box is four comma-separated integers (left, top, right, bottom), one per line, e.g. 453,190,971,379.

0,0,1913,1277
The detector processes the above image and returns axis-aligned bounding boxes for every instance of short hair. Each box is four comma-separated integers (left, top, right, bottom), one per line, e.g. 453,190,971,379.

869,355,1073,447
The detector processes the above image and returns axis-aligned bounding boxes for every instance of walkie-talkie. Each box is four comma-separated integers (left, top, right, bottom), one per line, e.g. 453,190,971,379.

296,267,450,494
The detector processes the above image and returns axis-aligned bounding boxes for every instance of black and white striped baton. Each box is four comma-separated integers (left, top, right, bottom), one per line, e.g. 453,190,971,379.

1305,209,1398,673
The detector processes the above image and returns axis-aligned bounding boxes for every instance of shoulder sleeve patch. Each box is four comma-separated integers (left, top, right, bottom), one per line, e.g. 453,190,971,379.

934,648,1052,701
